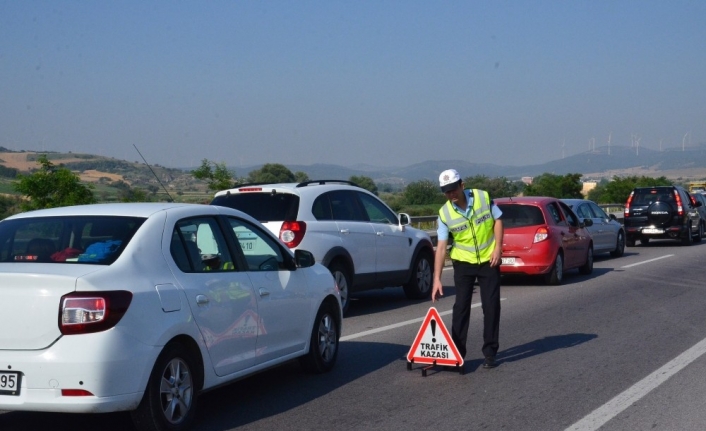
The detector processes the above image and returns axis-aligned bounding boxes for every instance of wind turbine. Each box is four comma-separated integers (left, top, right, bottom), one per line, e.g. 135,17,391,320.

607,132,612,155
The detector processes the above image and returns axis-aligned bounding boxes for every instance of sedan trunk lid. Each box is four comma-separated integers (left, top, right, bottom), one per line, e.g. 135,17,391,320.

0,265,98,350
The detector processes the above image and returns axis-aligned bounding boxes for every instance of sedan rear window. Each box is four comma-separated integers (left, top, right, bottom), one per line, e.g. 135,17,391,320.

0,216,144,264
497,204,545,228
211,193,299,222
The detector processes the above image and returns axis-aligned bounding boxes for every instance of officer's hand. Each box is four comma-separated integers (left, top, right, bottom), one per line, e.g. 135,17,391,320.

489,246,502,267
432,279,443,302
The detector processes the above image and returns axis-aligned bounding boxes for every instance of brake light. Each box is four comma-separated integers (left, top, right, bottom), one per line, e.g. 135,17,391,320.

59,291,132,335
625,192,634,217
280,221,307,248
238,187,263,192
674,190,684,216
61,389,94,396
533,227,549,243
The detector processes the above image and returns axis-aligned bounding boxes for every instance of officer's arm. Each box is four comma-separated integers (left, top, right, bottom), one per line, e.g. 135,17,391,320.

432,239,448,301
489,218,504,267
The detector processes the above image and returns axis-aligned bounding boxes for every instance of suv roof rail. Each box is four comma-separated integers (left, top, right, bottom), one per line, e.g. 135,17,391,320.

296,180,360,188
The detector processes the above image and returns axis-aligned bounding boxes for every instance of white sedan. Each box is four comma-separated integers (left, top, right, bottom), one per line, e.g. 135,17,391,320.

0,203,341,431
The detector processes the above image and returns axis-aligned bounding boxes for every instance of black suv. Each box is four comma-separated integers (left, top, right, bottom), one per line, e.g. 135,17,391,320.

624,186,704,246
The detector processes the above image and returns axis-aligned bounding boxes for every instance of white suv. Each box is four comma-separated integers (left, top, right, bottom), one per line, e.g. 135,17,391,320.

211,180,435,313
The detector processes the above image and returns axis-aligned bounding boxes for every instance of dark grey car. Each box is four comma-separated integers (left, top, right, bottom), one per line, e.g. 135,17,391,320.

562,199,626,257
624,186,703,246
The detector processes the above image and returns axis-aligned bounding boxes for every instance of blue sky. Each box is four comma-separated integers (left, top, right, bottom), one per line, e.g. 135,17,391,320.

1,1,705,170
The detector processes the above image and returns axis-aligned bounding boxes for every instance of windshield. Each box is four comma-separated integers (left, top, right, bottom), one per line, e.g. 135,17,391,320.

0,216,145,265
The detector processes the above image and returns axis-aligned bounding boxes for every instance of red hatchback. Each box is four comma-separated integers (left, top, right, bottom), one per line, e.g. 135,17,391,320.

495,197,594,284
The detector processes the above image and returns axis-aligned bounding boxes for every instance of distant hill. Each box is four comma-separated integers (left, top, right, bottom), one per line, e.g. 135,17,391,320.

3,144,706,195
232,144,706,185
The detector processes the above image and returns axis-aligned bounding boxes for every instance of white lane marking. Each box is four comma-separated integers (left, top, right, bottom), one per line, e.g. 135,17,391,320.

620,254,674,269
565,337,706,431
341,298,506,342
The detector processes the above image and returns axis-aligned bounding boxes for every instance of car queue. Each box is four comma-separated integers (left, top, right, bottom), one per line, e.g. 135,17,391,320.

0,183,699,431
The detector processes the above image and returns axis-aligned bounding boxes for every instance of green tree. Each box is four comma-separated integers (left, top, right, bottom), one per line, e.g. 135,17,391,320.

403,179,445,205
588,176,673,204
0,194,22,219
13,155,96,211
294,171,310,182
111,180,152,202
191,159,235,191
247,163,296,183
524,173,583,198
349,175,378,195
463,175,524,198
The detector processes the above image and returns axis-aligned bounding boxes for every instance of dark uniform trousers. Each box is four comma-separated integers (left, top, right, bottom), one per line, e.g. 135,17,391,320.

451,259,501,359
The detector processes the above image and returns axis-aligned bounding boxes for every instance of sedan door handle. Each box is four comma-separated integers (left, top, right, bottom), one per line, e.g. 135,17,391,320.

259,288,270,297
196,294,209,305
340,229,350,234
376,231,384,236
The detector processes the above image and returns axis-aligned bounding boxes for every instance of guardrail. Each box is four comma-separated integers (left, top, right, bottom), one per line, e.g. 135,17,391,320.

410,215,441,246
599,204,625,224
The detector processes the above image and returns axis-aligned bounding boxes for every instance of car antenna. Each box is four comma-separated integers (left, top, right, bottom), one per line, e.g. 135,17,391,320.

133,144,174,202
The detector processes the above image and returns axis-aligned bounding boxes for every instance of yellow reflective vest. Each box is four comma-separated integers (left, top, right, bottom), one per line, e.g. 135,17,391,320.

439,189,496,264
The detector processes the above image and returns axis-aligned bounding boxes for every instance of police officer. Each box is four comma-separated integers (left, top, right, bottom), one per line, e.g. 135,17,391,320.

432,169,504,369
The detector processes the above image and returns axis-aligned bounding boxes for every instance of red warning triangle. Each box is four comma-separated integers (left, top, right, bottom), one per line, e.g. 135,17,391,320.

407,307,463,366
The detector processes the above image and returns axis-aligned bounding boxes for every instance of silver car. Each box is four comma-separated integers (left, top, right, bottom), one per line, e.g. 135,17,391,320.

562,199,626,258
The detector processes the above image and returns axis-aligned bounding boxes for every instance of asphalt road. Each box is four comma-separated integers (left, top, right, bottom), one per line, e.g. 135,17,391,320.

2,239,706,431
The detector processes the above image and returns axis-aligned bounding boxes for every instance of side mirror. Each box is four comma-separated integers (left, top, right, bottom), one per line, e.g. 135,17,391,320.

294,249,316,268
583,218,594,227
609,214,617,221
398,213,411,226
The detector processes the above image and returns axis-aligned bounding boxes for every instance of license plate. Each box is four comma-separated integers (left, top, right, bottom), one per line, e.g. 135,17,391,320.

642,228,663,234
236,232,258,251
239,239,257,251
0,371,21,396
501,257,516,265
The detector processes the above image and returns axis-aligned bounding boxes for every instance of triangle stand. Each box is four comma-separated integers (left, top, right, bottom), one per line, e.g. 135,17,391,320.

406,307,465,377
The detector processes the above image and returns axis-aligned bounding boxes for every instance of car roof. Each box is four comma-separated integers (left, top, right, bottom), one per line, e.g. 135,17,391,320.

495,196,559,205
560,198,592,205
213,180,366,197
3,202,251,221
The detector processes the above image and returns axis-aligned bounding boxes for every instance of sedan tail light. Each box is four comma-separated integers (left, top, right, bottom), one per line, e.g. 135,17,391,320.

59,291,132,335
280,221,307,248
533,227,549,243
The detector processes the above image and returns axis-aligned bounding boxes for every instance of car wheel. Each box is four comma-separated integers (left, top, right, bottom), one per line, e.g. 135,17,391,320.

578,246,593,275
299,302,340,374
610,231,626,257
403,250,433,299
544,252,563,285
131,343,198,431
640,237,650,246
682,223,693,246
329,262,351,315
695,222,704,243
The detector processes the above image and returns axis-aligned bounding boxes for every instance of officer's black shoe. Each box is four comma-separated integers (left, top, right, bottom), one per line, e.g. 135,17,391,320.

482,356,497,369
